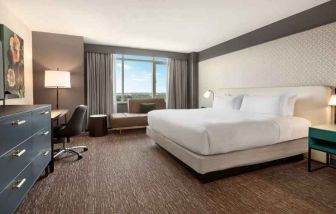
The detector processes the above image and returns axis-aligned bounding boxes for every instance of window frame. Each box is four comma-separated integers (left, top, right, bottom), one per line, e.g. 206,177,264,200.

115,54,168,102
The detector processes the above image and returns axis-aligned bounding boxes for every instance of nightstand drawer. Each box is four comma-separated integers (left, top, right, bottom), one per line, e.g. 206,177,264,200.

32,107,51,133
309,128,336,143
0,112,32,156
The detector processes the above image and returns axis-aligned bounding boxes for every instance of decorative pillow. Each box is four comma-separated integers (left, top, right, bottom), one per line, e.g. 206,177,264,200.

139,103,156,113
240,95,280,115
240,94,297,116
212,95,244,110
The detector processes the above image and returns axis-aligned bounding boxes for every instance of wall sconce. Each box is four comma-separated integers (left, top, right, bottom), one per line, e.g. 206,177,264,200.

203,90,214,101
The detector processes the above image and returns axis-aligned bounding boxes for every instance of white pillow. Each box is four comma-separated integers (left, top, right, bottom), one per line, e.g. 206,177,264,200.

240,95,280,115
240,94,297,116
280,94,297,116
213,95,244,110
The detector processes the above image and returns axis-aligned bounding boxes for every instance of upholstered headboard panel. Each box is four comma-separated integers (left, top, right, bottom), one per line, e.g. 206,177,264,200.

215,86,333,125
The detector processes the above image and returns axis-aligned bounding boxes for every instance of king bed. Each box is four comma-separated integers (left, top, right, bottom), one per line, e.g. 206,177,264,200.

146,86,333,179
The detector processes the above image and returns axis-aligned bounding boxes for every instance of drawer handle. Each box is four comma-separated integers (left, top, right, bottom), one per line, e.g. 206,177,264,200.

13,149,26,157
13,178,26,189
41,130,50,136
40,111,50,115
12,120,26,126
43,151,49,156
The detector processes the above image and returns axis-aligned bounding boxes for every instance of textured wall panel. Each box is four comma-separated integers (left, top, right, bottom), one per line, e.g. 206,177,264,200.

199,22,336,107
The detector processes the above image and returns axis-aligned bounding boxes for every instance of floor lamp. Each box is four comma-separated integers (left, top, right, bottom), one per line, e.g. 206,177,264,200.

45,70,71,109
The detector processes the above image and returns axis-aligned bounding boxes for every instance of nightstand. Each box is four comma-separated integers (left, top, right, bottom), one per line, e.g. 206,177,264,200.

308,125,336,172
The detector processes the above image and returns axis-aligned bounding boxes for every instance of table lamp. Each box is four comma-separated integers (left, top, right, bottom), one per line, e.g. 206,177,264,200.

45,70,71,109
329,95,336,124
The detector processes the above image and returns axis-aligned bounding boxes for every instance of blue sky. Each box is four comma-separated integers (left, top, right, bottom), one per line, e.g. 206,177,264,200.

115,60,167,93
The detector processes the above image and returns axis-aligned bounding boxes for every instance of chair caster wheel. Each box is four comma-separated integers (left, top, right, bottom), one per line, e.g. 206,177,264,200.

77,155,83,160
83,148,88,152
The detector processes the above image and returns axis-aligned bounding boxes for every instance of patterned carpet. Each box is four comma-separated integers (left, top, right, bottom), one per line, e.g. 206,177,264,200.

17,130,336,213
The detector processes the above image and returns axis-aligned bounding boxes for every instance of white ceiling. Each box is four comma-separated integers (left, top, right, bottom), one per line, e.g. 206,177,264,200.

2,0,329,53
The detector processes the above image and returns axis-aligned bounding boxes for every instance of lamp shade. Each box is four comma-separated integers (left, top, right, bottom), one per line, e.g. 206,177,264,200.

45,70,71,88
329,95,336,106
203,90,213,99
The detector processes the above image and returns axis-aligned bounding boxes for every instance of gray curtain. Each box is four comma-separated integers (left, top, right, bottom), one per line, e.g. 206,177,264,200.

167,58,188,109
86,52,114,127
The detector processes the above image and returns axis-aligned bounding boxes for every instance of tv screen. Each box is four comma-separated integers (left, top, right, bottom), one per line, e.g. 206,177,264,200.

0,41,3,100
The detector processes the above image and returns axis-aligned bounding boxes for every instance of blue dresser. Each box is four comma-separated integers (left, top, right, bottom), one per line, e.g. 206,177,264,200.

0,105,52,213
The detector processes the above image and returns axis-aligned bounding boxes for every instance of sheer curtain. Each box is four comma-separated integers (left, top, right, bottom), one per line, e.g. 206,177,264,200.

167,58,188,109
86,52,115,127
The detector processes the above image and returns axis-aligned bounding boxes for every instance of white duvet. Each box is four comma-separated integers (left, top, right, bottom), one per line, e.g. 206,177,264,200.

148,108,311,155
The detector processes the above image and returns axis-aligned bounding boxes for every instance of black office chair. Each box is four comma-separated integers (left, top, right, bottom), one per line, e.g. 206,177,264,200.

53,105,88,160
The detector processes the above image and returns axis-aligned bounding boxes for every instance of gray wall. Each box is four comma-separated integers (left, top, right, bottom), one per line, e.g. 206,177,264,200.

32,31,85,115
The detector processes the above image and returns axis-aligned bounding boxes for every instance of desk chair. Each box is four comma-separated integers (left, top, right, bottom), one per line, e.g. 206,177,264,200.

54,105,88,160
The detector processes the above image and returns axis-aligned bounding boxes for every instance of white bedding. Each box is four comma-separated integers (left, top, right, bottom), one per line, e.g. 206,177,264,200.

148,108,311,155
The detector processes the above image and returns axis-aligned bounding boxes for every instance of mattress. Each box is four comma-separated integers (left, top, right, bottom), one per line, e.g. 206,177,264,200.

148,108,311,155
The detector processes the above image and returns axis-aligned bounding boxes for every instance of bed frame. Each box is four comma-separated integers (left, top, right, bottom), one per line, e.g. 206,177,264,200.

147,86,334,181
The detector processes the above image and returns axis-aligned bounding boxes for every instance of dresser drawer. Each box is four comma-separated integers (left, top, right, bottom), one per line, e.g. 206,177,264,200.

31,142,51,176
0,162,35,214
0,146,51,214
0,138,34,192
33,128,52,157
32,107,51,133
0,128,51,192
0,112,32,156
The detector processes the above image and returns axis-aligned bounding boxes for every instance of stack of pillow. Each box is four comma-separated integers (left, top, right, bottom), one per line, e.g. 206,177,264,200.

212,94,297,116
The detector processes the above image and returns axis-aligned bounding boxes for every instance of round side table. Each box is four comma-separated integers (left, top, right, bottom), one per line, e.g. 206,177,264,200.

89,114,108,137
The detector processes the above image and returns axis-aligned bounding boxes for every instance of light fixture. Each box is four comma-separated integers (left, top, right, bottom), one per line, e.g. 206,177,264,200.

203,90,214,99
329,95,336,106
45,70,71,109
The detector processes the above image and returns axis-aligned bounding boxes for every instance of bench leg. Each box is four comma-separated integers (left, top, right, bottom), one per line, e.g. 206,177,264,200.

326,152,330,167
308,147,312,172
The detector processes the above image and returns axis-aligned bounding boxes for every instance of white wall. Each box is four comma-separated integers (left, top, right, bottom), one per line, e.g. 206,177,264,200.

199,22,336,107
0,0,33,105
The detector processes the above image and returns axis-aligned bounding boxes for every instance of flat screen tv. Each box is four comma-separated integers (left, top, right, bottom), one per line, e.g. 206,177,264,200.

0,41,3,100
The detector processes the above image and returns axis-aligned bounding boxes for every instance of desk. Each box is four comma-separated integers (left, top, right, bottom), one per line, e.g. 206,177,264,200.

51,109,69,121
50,109,69,172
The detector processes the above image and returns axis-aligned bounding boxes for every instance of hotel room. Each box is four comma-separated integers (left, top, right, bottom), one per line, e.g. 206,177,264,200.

0,0,336,213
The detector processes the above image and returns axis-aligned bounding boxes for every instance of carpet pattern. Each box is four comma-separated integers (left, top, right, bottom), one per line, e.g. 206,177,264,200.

17,130,336,213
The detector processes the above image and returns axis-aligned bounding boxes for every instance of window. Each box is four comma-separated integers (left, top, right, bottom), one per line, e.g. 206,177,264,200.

115,54,168,102
155,64,168,99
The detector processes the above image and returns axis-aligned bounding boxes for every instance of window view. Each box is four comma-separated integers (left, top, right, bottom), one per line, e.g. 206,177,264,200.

115,54,168,102
155,64,168,99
